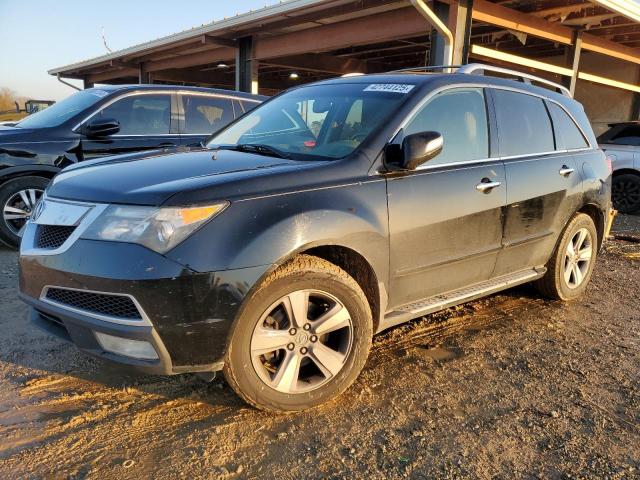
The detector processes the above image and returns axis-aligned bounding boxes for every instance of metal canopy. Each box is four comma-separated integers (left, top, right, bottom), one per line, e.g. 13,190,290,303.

49,0,640,94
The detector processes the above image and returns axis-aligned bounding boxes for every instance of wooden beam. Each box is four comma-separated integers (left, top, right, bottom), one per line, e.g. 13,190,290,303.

145,47,236,72
152,69,234,85
470,44,640,93
472,0,573,43
261,53,385,74
109,59,137,69
254,7,431,59
86,68,138,83
201,34,237,48
153,68,283,90
128,40,212,63
471,0,640,65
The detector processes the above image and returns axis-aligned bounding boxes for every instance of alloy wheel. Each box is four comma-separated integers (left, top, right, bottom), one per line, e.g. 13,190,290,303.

563,228,593,289
612,177,640,212
2,188,44,237
250,289,354,394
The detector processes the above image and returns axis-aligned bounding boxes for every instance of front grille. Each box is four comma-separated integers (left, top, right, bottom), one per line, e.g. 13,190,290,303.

44,288,142,320
35,225,76,249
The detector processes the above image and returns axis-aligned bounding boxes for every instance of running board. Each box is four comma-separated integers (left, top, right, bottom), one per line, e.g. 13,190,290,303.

378,268,546,332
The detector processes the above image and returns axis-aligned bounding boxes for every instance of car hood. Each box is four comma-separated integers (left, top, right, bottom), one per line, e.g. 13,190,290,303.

0,125,44,143
48,147,323,205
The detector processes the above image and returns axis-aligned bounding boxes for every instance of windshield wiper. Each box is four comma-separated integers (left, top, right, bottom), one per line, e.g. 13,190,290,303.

214,143,291,159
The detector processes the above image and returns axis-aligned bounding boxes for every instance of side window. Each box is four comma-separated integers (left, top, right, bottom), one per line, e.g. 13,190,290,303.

183,95,234,134
402,88,489,165
549,103,589,150
492,89,555,157
95,94,171,135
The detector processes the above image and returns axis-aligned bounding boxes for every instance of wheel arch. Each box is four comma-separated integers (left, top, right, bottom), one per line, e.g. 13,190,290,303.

243,242,386,333
576,203,606,250
0,166,60,185
302,245,383,333
612,168,640,178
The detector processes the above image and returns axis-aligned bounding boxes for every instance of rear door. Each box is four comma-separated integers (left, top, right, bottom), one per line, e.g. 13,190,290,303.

79,92,179,158
490,89,584,276
386,87,506,308
178,93,238,146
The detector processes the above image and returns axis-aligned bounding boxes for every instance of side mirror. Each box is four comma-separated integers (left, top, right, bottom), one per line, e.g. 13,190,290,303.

400,131,443,170
80,118,120,138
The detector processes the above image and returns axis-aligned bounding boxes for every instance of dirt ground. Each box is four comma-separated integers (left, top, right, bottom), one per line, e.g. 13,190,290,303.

0,215,638,480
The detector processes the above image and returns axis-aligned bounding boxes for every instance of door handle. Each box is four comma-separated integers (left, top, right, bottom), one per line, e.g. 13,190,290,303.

559,165,575,176
476,180,502,192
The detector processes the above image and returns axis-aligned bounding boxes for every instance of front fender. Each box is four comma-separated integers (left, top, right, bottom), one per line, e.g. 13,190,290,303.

167,179,389,286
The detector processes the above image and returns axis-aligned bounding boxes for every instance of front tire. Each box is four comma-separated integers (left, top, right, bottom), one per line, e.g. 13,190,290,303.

224,255,373,412
0,176,49,248
535,213,598,301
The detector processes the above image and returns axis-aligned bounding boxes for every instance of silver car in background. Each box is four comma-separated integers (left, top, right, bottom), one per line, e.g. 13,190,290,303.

598,122,640,213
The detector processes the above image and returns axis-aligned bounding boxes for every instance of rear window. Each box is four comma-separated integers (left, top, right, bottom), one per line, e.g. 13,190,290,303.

492,89,555,157
548,102,589,150
598,124,640,146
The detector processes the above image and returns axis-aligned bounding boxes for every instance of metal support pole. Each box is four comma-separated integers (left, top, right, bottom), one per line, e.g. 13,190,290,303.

452,0,474,65
82,78,94,89
562,29,583,97
631,66,640,120
235,36,259,94
410,0,454,68
139,63,151,84
429,1,450,66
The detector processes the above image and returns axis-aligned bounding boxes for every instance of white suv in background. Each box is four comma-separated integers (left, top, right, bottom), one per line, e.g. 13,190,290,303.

598,122,640,213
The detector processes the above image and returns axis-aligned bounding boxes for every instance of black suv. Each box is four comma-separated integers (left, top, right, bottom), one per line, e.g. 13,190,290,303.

0,85,264,247
18,65,611,412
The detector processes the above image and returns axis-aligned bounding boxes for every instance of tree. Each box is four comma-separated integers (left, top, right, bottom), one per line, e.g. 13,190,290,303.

0,87,19,112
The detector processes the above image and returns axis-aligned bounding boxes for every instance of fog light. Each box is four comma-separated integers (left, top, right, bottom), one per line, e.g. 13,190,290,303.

95,332,159,360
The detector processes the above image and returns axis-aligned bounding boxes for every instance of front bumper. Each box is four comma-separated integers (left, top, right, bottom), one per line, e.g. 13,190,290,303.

19,238,270,375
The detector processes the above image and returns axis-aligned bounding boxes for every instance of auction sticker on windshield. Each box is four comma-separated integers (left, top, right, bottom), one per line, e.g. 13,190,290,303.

363,84,415,94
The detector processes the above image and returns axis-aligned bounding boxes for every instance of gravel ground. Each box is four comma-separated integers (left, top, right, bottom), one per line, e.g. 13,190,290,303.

0,214,638,479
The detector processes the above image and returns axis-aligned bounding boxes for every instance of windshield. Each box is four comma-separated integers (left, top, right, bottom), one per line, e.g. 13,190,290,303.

207,83,414,160
17,89,109,128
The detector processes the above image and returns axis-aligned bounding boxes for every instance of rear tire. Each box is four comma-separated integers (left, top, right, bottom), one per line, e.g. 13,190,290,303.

535,213,598,301
612,173,640,214
223,254,373,412
0,176,49,249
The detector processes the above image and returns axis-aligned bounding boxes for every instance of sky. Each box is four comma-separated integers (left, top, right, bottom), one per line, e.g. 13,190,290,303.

0,0,273,100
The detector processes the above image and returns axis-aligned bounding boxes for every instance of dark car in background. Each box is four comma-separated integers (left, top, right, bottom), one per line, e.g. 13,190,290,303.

18,65,611,412
0,85,265,247
597,121,640,213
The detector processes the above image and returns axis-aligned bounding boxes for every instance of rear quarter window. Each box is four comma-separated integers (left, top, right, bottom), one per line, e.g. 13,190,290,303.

492,89,555,157
548,102,589,150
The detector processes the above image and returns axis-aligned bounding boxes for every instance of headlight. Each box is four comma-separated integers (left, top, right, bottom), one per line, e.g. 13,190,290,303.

82,202,228,253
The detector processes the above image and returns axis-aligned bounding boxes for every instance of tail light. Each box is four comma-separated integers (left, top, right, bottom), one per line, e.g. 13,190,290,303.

605,155,613,174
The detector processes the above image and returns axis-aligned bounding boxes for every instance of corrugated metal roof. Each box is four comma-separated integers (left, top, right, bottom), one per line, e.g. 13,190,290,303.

48,0,331,75
49,0,640,76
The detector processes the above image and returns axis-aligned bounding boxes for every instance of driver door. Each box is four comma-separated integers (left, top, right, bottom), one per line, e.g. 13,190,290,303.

386,87,506,308
80,92,180,159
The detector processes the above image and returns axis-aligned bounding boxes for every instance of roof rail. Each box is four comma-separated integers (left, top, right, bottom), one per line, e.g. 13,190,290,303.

389,65,463,73
457,63,572,97
387,63,571,97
